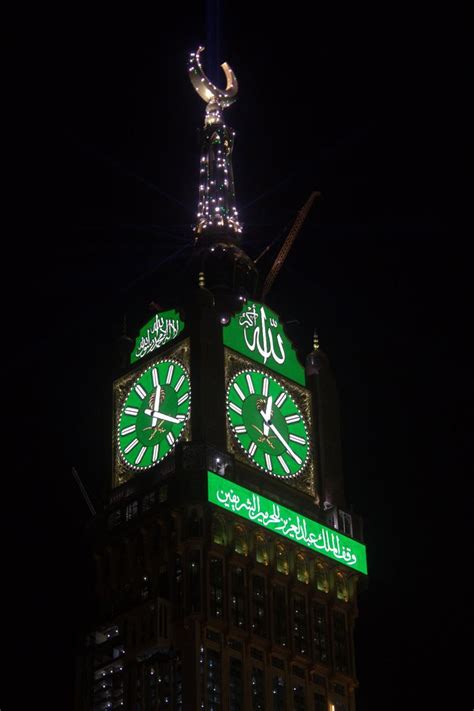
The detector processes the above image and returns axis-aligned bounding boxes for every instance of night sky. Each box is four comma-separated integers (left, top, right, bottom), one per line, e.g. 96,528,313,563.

5,4,471,710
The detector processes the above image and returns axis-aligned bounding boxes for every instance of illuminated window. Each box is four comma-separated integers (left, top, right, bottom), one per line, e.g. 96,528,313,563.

211,515,226,546
255,534,269,566
273,585,288,647
296,554,309,584
293,595,308,656
234,525,248,556
251,575,267,637
338,510,353,536
209,558,224,619
336,573,349,602
316,563,329,593
276,544,289,575
272,676,285,710
312,603,329,664
230,567,246,628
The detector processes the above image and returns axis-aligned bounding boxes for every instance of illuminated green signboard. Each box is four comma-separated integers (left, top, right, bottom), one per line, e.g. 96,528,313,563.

208,471,367,574
223,301,305,386
131,310,184,364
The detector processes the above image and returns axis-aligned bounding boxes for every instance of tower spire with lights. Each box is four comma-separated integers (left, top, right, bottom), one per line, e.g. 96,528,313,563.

188,46,242,239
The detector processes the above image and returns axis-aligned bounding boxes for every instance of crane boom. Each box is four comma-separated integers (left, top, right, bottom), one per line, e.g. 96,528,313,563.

261,191,319,300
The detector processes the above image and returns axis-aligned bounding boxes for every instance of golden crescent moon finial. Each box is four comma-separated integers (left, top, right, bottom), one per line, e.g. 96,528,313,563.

188,46,238,109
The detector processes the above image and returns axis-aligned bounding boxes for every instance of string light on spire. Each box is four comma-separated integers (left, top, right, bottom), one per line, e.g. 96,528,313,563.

188,47,243,237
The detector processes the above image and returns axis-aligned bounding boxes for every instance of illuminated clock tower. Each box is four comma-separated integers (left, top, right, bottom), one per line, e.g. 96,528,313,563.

75,47,367,711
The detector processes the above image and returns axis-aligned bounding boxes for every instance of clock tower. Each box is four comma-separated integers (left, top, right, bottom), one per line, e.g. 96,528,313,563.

75,47,367,711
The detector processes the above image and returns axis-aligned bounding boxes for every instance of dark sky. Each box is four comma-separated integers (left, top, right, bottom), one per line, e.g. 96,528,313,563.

5,4,471,710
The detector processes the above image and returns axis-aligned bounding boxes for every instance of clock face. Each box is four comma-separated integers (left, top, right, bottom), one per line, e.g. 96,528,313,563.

118,358,191,470
227,369,310,478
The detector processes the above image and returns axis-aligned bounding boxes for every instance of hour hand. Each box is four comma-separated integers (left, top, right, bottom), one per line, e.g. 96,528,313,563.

260,396,272,436
144,409,182,425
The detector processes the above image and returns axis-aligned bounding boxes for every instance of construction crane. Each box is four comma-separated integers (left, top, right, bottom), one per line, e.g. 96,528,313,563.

260,191,320,300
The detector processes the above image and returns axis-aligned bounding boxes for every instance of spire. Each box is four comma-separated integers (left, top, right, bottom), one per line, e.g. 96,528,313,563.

188,46,242,239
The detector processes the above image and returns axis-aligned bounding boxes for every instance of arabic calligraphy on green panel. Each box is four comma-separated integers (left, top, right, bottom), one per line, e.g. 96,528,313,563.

208,471,367,574
223,301,305,385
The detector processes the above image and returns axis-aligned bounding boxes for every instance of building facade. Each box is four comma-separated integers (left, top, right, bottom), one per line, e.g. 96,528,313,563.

75,47,367,711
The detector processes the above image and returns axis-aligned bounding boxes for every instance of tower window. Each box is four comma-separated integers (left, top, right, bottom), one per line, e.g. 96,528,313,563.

209,558,224,619
229,657,243,711
316,563,329,593
273,585,288,647
251,575,267,637
251,667,265,711
272,675,285,710
276,544,289,575
125,500,138,521
293,684,305,711
333,611,349,674
296,553,309,584
206,649,221,710
336,572,349,602
292,595,308,656
255,534,269,566
234,525,248,556
188,550,201,613
230,567,246,628
212,514,226,546
312,603,329,664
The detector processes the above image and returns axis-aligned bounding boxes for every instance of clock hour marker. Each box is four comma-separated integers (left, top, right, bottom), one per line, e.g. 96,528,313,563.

264,453,273,470
249,441,257,456
262,377,269,397
152,444,160,462
275,392,286,408
135,384,147,400
233,382,245,400
229,402,242,415
246,374,255,394
178,392,189,406
285,414,300,424
166,364,174,384
176,414,186,422
175,374,185,392
135,446,147,464
235,425,246,434
166,432,175,446
152,368,159,387
121,425,136,436
277,455,290,474
289,434,306,445
124,438,139,454
124,407,139,416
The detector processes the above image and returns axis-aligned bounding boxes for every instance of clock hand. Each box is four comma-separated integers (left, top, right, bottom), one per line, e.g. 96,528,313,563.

152,385,162,427
259,414,302,465
144,408,181,425
262,395,272,436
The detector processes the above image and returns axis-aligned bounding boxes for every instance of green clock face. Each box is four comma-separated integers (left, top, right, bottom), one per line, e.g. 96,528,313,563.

118,358,191,470
227,368,310,478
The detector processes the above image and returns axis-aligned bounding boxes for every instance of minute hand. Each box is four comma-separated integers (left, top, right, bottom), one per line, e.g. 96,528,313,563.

144,409,181,424
268,422,302,465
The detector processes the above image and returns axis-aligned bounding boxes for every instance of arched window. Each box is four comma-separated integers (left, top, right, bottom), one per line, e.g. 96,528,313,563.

234,525,248,556
276,544,289,575
316,562,329,593
255,534,269,566
336,572,349,602
296,553,309,584
211,514,226,546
